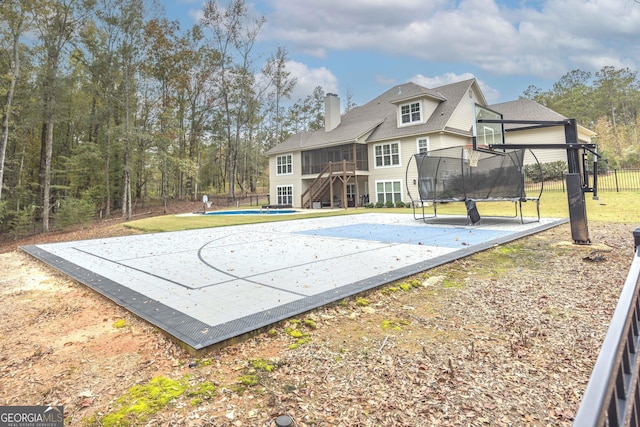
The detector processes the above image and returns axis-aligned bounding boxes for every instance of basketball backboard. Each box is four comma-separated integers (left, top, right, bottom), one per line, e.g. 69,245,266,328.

472,104,505,151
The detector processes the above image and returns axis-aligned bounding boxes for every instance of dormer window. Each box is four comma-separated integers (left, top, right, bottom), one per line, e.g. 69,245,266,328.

400,101,422,124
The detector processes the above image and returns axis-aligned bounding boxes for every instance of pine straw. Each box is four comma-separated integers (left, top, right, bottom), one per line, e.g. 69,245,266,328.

1,221,636,426
229,223,631,427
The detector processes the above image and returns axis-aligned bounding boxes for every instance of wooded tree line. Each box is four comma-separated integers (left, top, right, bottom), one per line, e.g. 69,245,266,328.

522,66,640,169
2,0,639,235
0,0,329,234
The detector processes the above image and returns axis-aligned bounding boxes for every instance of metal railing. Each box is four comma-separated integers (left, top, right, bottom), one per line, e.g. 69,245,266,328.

528,169,640,193
573,228,640,427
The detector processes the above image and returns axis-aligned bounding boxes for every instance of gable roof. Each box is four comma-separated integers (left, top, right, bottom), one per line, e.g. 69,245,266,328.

489,98,596,136
489,98,567,131
266,78,482,156
366,79,480,141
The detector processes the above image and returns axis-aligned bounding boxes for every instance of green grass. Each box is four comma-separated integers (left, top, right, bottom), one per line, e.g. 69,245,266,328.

124,208,358,232
123,191,639,233
428,191,639,223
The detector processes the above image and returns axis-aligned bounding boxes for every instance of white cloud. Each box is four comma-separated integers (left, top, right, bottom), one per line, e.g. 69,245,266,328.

188,8,204,23
254,59,338,103
409,72,476,89
408,72,501,102
259,0,640,79
284,61,339,101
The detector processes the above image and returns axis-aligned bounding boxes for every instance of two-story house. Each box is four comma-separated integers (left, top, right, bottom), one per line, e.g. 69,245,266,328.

265,78,595,209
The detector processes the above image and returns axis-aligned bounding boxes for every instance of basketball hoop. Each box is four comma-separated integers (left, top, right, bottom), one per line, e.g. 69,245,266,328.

466,147,481,167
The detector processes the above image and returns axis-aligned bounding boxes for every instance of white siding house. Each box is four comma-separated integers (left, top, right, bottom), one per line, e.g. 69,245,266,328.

265,79,596,209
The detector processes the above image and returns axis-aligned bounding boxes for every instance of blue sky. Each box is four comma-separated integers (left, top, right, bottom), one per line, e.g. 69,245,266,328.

159,0,640,108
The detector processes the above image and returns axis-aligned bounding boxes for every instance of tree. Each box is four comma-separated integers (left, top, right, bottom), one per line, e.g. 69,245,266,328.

262,46,296,149
201,0,265,199
344,88,357,113
143,18,182,213
284,86,325,134
594,66,639,126
0,0,30,202
116,0,144,219
520,84,543,101
79,0,125,218
592,66,639,158
31,0,87,232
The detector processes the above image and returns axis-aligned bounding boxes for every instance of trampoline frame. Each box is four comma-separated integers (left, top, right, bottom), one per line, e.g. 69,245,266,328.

406,147,543,225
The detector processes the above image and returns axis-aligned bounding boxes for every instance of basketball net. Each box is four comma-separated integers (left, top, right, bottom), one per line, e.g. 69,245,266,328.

467,148,481,167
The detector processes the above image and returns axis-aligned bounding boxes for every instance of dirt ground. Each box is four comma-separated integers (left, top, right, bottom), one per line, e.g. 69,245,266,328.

0,210,636,426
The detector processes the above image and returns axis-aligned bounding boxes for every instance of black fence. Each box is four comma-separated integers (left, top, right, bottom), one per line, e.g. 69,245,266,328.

206,194,270,207
573,229,640,426
526,169,640,193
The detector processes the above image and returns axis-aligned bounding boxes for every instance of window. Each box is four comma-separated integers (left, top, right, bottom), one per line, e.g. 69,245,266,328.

346,183,355,200
417,137,430,154
374,142,400,168
401,101,422,124
376,181,402,204
276,154,293,175
276,185,293,205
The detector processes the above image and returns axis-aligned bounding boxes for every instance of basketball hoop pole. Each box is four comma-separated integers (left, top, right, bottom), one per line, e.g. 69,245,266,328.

477,117,596,245
564,119,590,244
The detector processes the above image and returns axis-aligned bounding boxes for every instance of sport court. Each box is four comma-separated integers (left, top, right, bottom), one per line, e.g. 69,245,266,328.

21,213,565,350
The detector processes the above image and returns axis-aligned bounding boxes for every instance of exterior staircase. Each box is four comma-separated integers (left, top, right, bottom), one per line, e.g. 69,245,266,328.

301,161,356,209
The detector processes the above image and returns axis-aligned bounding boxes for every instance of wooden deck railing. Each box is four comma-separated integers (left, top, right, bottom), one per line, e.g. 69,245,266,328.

300,161,356,208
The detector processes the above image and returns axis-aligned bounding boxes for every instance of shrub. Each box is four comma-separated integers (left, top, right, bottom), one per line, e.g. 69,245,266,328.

8,205,36,239
524,161,566,183
0,200,6,226
53,197,95,230
385,200,394,208
395,201,405,208
375,201,385,208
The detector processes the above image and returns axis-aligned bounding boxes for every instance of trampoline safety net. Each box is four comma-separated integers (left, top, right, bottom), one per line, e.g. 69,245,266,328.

415,147,526,201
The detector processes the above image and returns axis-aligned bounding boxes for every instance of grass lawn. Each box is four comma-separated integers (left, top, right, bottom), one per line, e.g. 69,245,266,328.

432,191,638,223
124,191,639,233
123,207,355,232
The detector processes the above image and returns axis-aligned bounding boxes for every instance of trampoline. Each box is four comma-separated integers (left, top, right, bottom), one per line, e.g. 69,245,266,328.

407,146,543,224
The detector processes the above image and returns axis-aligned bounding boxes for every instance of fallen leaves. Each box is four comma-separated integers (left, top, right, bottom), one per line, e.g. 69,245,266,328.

0,222,633,426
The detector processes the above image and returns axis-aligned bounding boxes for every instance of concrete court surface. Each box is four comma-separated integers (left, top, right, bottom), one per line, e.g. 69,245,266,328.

21,213,566,350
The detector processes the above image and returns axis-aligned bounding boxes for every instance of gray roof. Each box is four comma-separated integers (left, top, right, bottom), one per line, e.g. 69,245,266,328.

489,98,567,131
266,79,480,155
366,79,477,141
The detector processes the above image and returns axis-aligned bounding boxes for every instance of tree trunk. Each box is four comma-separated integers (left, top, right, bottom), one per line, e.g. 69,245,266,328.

0,78,15,202
43,96,55,232
0,37,19,202
38,122,47,220
0,1,24,202
105,126,111,217
121,70,131,220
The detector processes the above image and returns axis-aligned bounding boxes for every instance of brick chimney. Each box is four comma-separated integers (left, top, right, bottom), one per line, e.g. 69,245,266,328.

324,93,340,132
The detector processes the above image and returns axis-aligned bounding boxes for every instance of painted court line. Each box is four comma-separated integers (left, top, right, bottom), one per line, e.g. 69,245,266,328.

21,213,566,350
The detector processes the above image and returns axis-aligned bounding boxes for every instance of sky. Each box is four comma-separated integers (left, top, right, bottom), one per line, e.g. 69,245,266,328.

159,0,640,108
